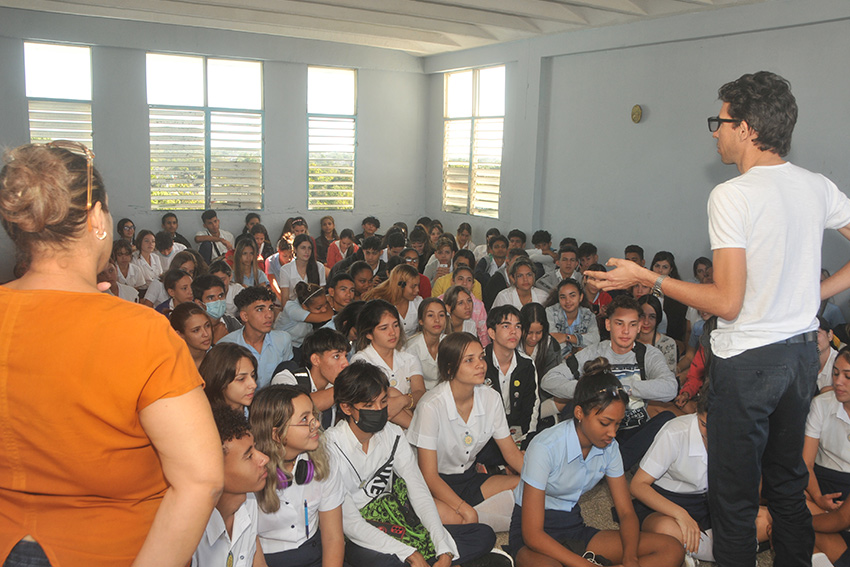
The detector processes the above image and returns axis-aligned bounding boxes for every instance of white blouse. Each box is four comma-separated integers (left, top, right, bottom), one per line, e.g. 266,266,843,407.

403,333,443,390
492,286,548,309
280,261,326,290
131,252,163,289
350,344,423,395
398,296,423,338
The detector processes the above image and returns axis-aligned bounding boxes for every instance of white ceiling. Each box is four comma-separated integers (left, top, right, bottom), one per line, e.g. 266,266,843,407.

1,0,766,55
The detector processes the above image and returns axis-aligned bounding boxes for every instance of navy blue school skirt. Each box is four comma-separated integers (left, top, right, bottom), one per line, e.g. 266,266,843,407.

507,504,599,559
814,464,850,502
631,485,711,531
439,466,489,507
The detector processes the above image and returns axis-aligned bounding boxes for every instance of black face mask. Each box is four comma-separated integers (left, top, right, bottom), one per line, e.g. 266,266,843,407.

355,406,388,433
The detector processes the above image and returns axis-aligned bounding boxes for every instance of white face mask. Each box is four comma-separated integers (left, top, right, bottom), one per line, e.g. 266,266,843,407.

205,299,226,320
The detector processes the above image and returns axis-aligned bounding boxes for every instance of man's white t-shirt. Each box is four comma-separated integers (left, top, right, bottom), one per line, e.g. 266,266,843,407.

708,162,850,358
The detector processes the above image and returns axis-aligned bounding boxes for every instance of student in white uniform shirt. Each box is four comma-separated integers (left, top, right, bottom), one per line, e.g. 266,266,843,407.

492,258,548,310
408,333,524,533
153,230,187,271
251,385,345,567
272,328,350,430
444,286,477,335
279,234,326,304
326,361,500,567
350,300,425,429
817,316,840,393
363,264,422,338
192,406,269,567
274,283,334,355
210,260,245,318
112,240,146,290
142,250,196,308
131,229,163,292
403,298,447,391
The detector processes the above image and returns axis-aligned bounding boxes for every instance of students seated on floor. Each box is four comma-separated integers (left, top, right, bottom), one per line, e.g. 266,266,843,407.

271,328,350,428
326,361,501,567
531,230,557,263
155,268,194,315
492,257,548,309
541,294,678,470
154,230,186,271
544,278,600,357
364,264,422,338
408,226,432,273
143,250,198,308
161,211,192,249
331,236,387,283
191,406,268,567
112,240,145,290
404,298,448,391
220,286,294,388
444,285,477,336
250,386,345,567
325,272,355,318
209,259,245,318
97,259,139,303
483,248,529,311
408,333,525,533
381,230,406,263
232,238,269,288
520,303,561,384
536,245,581,293
424,236,456,283
472,228,501,263
474,234,508,288
350,300,424,429
438,265,489,346
170,302,212,369
508,361,684,567
132,229,163,293
201,345,257,420
195,209,235,264
279,234,326,304
191,274,243,343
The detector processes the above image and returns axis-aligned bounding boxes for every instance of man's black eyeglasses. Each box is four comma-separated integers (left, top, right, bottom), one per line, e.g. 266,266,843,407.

707,116,739,133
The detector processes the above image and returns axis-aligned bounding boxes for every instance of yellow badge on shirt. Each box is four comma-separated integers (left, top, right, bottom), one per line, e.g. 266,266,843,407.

464,434,473,446
514,380,520,387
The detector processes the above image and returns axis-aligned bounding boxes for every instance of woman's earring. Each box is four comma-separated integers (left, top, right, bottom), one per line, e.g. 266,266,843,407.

95,229,107,241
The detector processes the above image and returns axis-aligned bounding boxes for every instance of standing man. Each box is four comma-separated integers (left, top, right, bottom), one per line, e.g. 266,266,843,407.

591,71,850,567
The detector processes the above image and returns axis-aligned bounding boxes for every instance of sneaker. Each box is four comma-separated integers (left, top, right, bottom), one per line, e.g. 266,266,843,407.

582,551,612,566
462,547,514,567
683,554,698,567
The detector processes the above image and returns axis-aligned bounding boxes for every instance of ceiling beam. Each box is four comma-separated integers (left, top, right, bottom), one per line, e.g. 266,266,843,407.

419,0,588,25
554,0,647,16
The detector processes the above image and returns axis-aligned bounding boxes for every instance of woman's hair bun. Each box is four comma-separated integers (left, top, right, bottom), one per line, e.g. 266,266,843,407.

581,356,612,377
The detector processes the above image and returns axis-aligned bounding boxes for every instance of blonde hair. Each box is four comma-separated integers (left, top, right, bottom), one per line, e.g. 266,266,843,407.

363,264,419,305
249,385,331,513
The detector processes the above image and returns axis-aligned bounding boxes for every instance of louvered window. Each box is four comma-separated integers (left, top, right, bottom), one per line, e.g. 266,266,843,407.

147,54,263,211
24,43,93,150
307,67,356,211
443,66,505,219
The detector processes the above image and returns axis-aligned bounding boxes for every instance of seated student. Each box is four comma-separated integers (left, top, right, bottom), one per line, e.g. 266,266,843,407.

326,362,498,567
541,295,678,470
195,209,235,263
544,278,600,357
233,238,270,288
438,265,489,347
220,286,294,388
314,215,337,265
154,230,187,271
399,247,432,298
143,250,197,308
484,305,541,446
170,302,213,369
637,295,678,373
97,259,139,303
250,386,345,567
493,257,548,309
577,242,599,274
266,238,293,290
271,328,350,428
507,229,527,251
350,300,425,428
348,261,375,301
404,298,448,391
250,224,275,261
132,229,163,292
155,268,194,314
444,286,477,336
520,303,561,383
431,249,481,298
509,361,684,567
624,244,646,268
326,272,355,317
332,236,387,282
355,215,382,246
408,332,525,533
191,406,269,567
583,263,614,318
279,234,326,304
363,264,422,339
817,316,840,393
201,343,259,414
456,222,475,252
649,251,688,347
483,247,528,311
116,217,136,251
531,230,557,262
274,282,333,358
428,220,445,247
381,230,406,263
536,245,581,293
161,212,192,249
192,274,243,343
112,240,145,290
325,228,357,270
408,227,432,273
424,236,456,283
210,260,245,318
473,228,501,264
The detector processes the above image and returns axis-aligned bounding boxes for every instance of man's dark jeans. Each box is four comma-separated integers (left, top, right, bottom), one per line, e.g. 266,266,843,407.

707,339,818,567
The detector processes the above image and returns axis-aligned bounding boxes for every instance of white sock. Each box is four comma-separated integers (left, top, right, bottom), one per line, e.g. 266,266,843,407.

473,489,514,532
693,529,714,562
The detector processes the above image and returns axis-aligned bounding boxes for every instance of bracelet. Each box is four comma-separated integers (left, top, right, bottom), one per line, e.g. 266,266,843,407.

651,274,667,297
454,502,464,514
407,393,415,411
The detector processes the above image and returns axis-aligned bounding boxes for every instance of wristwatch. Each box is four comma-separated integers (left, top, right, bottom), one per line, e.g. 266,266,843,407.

651,275,667,298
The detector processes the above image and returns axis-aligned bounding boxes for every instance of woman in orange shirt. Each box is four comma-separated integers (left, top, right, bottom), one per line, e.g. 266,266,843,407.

0,142,223,567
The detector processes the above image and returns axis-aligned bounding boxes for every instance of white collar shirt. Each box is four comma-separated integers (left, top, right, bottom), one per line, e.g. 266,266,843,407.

806,391,850,473
818,348,840,391
639,414,708,495
403,333,442,390
350,344,423,395
192,495,259,567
